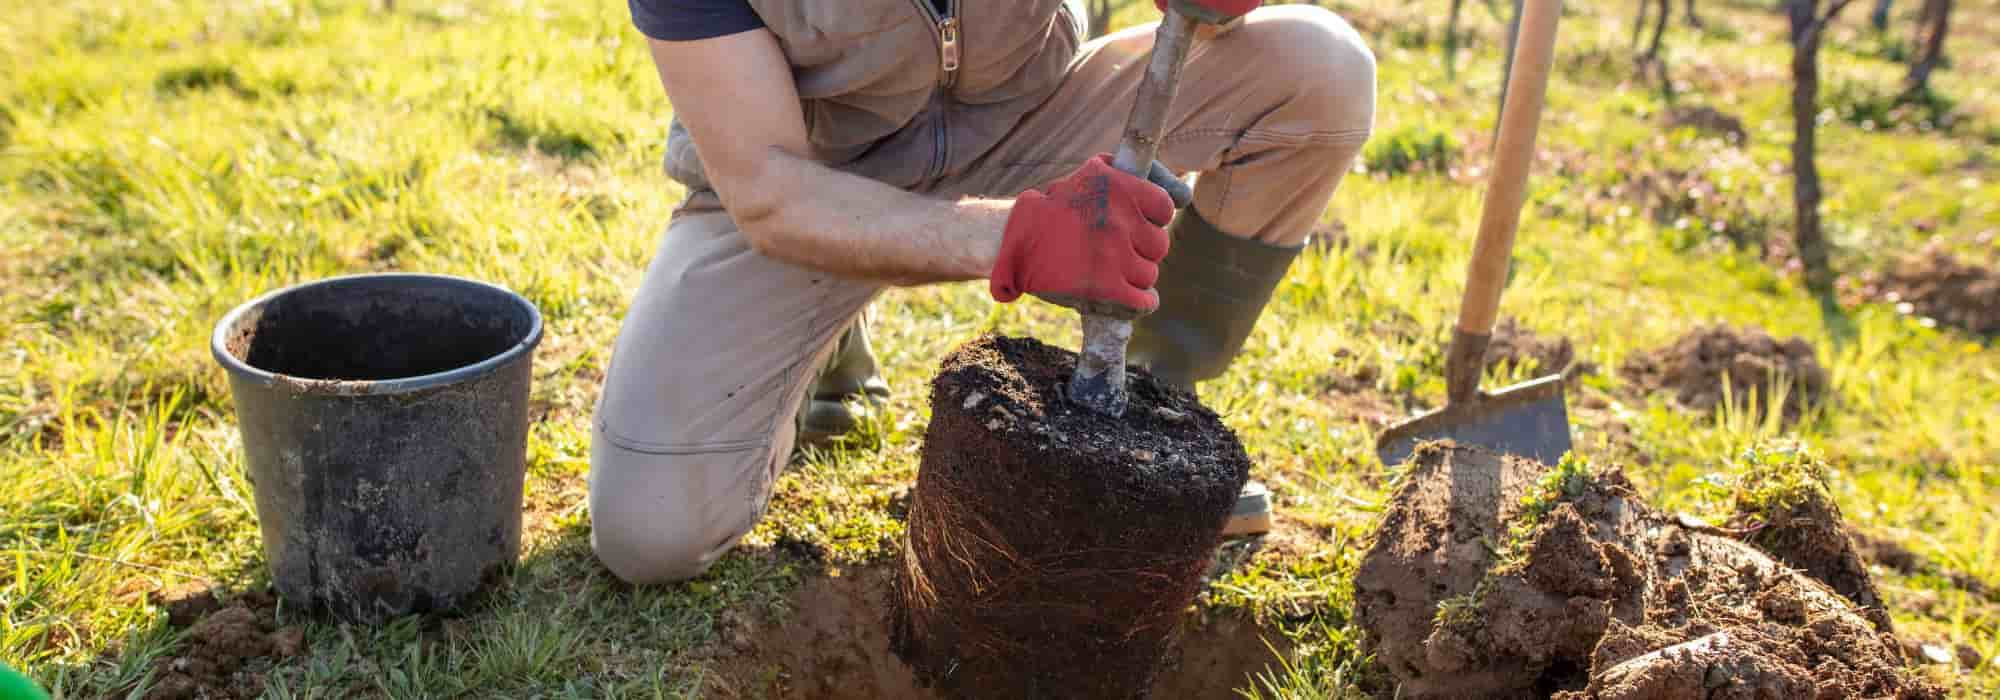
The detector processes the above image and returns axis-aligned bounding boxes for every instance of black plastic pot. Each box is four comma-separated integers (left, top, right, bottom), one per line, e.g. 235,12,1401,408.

212,273,542,622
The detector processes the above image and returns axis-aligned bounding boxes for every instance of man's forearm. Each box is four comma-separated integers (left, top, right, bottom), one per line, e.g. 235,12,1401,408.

723,146,1009,286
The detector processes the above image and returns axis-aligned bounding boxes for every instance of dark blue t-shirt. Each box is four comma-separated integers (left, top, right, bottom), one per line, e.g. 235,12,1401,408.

629,0,763,41
631,0,948,41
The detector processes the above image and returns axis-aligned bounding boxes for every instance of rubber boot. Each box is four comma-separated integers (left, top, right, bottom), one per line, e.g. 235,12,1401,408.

1131,207,1303,537
797,310,892,448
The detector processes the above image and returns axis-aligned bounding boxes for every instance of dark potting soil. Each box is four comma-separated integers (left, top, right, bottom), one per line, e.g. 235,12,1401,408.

892,335,1252,699
1352,443,1940,700
136,589,304,700
228,284,530,381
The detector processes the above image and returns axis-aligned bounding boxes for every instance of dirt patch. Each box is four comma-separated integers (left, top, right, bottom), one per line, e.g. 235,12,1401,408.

1897,634,1987,672
1313,350,1399,429
1662,105,1748,145
1486,318,1595,379
1153,613,1298,699
1602,160,1772,251
1863,245,2000,335
1307,220,1375,262
703,565,1293,700
1620,324,1827,422
1852,529,1923,573
1352,443,1940,699
701,567,925,700
890,335,1250,698
1850,528,1996,600
137,589,305,700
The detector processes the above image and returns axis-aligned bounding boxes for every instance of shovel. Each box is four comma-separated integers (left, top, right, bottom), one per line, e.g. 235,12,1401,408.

1376,0,1571,468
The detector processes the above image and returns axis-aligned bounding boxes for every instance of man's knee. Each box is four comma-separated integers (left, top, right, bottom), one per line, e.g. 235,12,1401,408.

591,512,732,584
586,435,767,585
1235,5,1378,132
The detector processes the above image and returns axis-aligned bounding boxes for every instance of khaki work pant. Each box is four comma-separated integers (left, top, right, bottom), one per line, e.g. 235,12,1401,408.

590,4,1376,583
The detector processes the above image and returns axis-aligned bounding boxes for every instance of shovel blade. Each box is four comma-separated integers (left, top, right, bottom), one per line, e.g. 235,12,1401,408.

1376,374,1572,468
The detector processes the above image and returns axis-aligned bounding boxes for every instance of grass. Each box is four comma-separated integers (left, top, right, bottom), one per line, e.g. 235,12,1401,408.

1360,123,1458,176
2,0,1998,697
1724,442,1839,519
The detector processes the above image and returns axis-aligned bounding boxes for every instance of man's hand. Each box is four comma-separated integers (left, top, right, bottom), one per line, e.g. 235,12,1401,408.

990,155,1188,317
1154,0,1259,21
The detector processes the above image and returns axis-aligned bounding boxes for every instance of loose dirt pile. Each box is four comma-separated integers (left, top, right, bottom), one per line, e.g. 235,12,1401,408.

138,589,304,700
1486,318,1594,379
1607,162,1768,250
1864,245,2000,335
1620,325,1827,421
1353,443,1941,699
891,335,1251,699
703,565,1295,700
703,567,926,700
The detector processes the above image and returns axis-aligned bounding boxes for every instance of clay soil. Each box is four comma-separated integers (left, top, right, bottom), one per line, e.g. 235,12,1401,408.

1353,443,1940,700
1734,480,1896,633
891,335,1252,699
135,589,305,700
1865,245,2000,335
703,565,1295,700
1620,324,1827,422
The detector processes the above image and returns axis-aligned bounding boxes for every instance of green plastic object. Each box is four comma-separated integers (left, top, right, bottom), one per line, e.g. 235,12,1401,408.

0,663,49,700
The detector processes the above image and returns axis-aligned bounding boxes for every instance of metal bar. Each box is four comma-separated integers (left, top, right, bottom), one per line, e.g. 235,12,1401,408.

1069,10,1200,418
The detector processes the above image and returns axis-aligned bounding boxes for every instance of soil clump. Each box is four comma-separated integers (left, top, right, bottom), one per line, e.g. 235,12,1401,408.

137,588,305,700
1352,443,1940,699
1731,478,1895,632
890,335,1251,699
1620,324,1827,422
1864,245,2000,335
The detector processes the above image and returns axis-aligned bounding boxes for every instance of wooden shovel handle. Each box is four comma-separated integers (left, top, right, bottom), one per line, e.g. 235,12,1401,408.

1108,15,1196,177
1457,0,1560,337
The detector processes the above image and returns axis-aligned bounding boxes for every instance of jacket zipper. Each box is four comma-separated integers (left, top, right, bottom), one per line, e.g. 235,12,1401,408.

907,0,961,88
909,0,959,184
938,15,961,88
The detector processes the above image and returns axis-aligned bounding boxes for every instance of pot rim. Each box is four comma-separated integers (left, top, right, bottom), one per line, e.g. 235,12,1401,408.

211,273,544,397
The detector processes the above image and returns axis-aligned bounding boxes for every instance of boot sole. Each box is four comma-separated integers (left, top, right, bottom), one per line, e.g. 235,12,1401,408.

1222,480,1273,537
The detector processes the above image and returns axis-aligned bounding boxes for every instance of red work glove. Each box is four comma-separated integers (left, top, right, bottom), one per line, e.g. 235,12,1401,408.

990,154,1181,317
1154,0,1259,21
